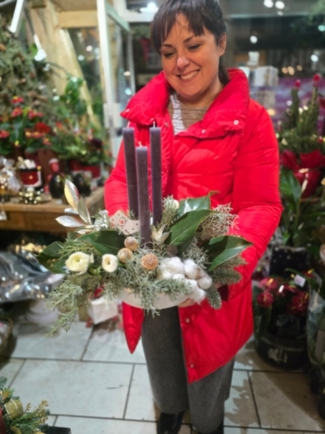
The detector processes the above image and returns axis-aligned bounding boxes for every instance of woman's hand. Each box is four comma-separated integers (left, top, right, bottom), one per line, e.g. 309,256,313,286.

178,298,196,308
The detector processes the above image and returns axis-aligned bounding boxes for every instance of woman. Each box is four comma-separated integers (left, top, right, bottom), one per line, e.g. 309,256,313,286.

105,1,282,433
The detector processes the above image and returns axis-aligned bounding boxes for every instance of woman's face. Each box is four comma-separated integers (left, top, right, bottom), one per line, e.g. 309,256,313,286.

160,14,226,108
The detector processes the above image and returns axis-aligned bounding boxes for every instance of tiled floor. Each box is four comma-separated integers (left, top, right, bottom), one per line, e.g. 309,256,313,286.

1,309,325,434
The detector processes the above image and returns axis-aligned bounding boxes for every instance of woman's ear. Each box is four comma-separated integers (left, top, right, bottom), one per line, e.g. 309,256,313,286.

218,33,227,55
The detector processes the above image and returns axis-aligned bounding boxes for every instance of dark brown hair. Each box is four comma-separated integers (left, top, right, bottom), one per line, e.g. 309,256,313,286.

150,0,229,85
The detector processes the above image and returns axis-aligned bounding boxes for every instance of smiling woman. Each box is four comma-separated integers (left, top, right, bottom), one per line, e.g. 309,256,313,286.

105,1,282,433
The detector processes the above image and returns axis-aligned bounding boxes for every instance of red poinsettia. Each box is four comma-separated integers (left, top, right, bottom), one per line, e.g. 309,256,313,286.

313,73,322,87
295,80,301,89
286,291,308,315
0,130,9,139
256,291,274,308
35,122,51,134
320,97,325,109
11,107,23,117
11,96,24,104
258,277,283,292
28,110,43,120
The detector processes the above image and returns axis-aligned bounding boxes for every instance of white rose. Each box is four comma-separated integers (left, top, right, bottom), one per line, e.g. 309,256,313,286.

65,252,92,274
172,199,180,209
102,254,118,273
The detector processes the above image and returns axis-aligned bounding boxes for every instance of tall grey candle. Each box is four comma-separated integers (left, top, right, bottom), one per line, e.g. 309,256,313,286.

150,127,162,224
123,128,139,218
136,147,151,246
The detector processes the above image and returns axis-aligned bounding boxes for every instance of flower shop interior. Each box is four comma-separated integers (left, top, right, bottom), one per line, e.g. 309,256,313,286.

0,0,325,433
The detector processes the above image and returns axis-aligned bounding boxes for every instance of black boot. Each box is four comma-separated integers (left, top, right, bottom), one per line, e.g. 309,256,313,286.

157,411,185,434
198,418,224,434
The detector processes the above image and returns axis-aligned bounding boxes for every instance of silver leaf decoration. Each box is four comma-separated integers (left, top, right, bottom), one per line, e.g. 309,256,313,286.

64,180,80,211
64,207,79,215
56,216,84,228
77,197,92,225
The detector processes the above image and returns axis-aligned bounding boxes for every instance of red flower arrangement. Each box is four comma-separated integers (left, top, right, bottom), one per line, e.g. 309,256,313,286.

0,96,53,156
254,276,309,339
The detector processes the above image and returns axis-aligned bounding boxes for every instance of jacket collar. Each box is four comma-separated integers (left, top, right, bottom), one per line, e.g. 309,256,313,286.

121,68,250,135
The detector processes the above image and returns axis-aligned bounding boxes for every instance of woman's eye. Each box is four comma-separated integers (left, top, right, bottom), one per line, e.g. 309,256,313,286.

188,45,200,51
163,52,175,59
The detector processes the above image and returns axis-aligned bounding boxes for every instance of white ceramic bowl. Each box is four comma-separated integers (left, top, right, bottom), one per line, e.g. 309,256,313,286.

119,291,189,309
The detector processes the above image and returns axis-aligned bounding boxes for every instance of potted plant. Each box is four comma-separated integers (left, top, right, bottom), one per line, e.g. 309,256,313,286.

278,74,325,198
253,274,311,369
270,167,325,277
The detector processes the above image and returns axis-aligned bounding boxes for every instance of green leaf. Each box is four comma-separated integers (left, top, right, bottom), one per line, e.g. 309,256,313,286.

280,168,301,205
36,242,67,273
176,195,211,219
38,241,64,258
168,209,212,251
79,230,125,255
206,236,252,271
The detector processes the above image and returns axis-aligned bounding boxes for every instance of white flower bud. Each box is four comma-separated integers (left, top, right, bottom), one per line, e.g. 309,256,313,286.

184,258,200,280
160,257,185,275
172,273,186,282
185,279,206,303
102,254,118,273
197,275,213,290
65,252,92,274
157,268,173,280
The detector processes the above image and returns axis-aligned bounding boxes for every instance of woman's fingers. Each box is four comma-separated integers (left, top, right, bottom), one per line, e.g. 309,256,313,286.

178,298,196,308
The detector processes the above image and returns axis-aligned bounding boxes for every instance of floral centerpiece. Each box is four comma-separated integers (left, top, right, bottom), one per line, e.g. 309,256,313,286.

37,180,251,331
37,127,251,331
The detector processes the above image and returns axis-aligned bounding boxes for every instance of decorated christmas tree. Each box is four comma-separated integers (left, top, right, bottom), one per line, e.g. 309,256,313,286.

278,74,325,155
0,14,49,118
277,74,325,199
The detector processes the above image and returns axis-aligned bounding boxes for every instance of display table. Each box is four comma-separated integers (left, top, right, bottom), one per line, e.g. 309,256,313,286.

0,187,104,233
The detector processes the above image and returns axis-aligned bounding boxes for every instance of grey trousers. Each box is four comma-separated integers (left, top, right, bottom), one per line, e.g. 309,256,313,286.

142,306,234,433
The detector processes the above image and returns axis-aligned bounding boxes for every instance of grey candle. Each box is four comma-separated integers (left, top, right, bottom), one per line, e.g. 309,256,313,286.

150,127,162,224
136,147,151,246
123,128,139,218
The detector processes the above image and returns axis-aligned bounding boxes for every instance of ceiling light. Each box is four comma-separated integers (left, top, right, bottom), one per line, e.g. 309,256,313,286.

275,1,285,9
318,24,325,32
297,65,303,71
264,0,274,7
250,35,258,44
124,71,131,77
277,11,283,15
287,66,295,75
86,45,93,52
140,2,158,13
311,54,319,62
78,55,85,61
282,67,288,74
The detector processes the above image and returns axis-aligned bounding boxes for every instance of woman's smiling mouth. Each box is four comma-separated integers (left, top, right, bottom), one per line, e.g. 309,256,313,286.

179,70,200,80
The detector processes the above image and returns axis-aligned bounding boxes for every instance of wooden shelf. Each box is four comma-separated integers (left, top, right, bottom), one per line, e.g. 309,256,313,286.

0,187,104,233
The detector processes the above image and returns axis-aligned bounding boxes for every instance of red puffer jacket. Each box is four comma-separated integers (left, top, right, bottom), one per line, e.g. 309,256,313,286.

105,69,282,383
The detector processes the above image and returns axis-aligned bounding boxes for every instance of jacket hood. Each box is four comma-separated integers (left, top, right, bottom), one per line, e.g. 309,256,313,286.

121,68,250,135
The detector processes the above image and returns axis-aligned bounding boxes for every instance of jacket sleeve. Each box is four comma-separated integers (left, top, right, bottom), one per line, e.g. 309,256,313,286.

226,102,282,300
104,136,129,215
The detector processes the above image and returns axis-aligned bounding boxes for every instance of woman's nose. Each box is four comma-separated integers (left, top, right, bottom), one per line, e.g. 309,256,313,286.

176,55,190,69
